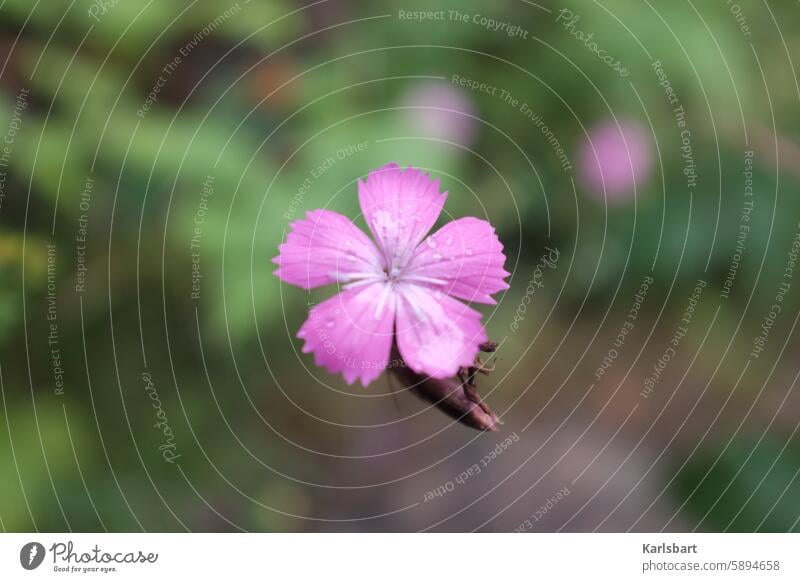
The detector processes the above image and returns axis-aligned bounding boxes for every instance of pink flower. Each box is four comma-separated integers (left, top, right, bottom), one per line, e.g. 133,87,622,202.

273,163,509,386
402,81,477,146
578,119,654,202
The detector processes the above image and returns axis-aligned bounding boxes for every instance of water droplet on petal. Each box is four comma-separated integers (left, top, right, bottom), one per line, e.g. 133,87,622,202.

433,253,442,261
465,248,473,256
445,235,453,245
426,237,437,249
326,319,335,328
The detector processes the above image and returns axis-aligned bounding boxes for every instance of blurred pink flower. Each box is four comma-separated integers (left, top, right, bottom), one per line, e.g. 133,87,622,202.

578,119,654,201
402,81,477,146
273,163,509,386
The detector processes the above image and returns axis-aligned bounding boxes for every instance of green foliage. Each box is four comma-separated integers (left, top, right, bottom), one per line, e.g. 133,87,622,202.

0,0,798,531
673,434,800,532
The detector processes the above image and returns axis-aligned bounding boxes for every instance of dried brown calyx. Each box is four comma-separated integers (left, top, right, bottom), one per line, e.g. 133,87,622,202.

389,341,500,431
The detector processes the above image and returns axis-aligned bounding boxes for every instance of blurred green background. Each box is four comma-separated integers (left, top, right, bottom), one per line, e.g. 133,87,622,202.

1,0,800,532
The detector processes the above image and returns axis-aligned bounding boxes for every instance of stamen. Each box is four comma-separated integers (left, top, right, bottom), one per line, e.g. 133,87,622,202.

329,271,384,283
373,283,394,320
342,277,384,290
401,275,448,286
409,296,428,323
399,285,429,323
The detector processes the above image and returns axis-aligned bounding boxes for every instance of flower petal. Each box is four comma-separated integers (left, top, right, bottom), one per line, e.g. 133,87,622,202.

405,217,510,304
273,209,384,290
297,283,396,386
358,163,447,271
395,284,487,379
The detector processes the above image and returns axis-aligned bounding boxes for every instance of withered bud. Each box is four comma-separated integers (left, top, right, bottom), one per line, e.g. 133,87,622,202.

389,346,499,431
479,341,498,353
